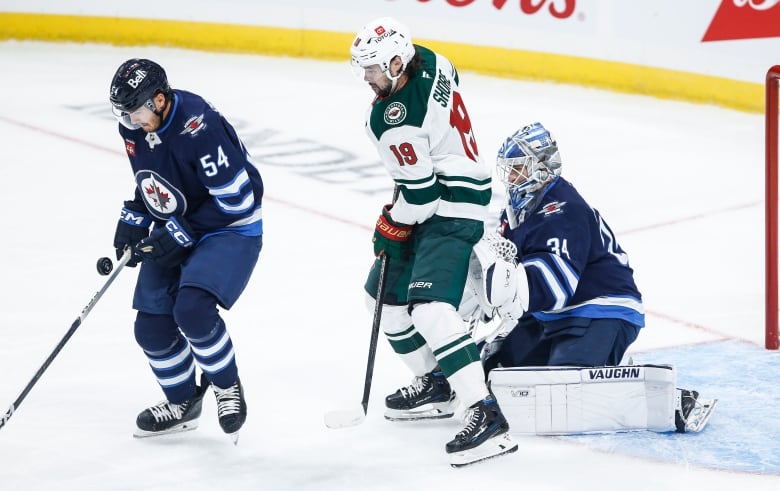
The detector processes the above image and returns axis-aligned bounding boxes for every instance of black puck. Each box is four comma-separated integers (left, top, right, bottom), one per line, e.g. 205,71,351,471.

96,257,113,276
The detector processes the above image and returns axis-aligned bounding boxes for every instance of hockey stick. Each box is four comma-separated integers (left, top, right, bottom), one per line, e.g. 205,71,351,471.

0,249,132,430
324,253,390,429
325,188,398,429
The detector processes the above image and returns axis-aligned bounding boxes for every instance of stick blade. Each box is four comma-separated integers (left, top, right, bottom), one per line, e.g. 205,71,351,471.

324,406,366,429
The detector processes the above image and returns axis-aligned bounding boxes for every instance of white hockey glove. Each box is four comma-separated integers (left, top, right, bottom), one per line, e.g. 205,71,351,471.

462,234,529,323
495,260,529,322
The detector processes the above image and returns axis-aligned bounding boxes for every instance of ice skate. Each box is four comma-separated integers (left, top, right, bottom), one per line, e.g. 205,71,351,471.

446,394,518,467
385,370,457,421
675,388,718,433
134,384,205,438
203,375,247,444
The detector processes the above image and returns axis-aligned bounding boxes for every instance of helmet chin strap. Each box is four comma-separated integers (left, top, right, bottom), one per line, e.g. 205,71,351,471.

385,63,406,95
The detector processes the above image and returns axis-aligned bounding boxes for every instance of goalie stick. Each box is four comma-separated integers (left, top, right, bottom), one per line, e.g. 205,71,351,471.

324,188,398,429
0,248,132,430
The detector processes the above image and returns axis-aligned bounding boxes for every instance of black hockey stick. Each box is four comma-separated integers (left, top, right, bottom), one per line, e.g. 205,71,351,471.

325,187,398,429
0,249,132,430
324,253,390,429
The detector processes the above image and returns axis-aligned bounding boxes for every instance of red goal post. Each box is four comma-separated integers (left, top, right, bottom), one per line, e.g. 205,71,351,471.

767,65,780,350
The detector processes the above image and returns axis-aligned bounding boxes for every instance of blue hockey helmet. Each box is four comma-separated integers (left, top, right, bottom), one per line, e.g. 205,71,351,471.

496,122,562,226
109,58,171,128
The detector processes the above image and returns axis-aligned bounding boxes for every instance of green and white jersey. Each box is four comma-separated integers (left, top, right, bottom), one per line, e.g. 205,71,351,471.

365,45,492,225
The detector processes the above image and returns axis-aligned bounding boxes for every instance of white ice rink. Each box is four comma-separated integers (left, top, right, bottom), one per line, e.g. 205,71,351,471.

0,41,778,490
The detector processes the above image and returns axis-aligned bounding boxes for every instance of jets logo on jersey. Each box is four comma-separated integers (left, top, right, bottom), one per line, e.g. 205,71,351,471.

135,170,187,219
181,114,207,136
125,139,136,157
537,201,567,217
384,102,407,125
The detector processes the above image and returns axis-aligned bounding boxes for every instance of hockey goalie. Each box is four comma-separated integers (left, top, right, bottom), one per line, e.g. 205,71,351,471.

458,233,717,435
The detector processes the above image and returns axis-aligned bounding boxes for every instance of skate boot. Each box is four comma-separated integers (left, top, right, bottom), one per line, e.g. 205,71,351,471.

202,374,247,444
446,394,518,467
675,388,718,433
134,384,205,438
384,370,456,421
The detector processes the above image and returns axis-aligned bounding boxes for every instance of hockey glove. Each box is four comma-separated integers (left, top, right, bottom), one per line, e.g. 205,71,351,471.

135,216,197,268
372,204,413,259
113,200,152,267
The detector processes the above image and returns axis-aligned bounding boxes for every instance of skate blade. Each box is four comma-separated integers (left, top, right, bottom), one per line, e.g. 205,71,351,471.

685,397,718,432
133,421,199,438
449,433,518,468
228,431,239,445
384,401,456,422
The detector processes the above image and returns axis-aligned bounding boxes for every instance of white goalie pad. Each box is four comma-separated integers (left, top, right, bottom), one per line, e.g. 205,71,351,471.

460,234,529,325
489,364,679,434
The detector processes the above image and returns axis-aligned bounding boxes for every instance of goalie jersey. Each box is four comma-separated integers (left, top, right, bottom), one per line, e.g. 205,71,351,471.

363,45,492,225
118,90,264,237
499,176,644,328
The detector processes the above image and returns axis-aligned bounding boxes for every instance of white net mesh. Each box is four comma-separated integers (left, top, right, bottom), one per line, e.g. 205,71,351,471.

482,234,518,264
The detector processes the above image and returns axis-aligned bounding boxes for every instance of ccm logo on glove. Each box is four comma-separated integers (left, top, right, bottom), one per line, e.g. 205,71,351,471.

134,216,197,268
165,219,195,247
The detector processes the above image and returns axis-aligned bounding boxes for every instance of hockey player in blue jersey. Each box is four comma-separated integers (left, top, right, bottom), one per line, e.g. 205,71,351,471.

109,58,263,442
460,122,715,433
481,121,643,370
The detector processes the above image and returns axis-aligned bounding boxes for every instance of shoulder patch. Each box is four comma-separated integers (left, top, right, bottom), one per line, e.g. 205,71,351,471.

537,201,567,217
384,102,407,125
181,114,207,136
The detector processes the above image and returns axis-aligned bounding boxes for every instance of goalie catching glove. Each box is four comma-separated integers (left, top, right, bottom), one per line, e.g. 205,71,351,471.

135,216,197,268
372,204,413,259
461,234,530,325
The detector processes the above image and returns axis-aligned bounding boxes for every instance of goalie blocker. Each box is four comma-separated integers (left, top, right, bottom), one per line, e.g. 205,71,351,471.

488,364,717,434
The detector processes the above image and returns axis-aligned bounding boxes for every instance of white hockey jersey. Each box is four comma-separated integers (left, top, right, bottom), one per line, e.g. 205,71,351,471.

364,45,492,225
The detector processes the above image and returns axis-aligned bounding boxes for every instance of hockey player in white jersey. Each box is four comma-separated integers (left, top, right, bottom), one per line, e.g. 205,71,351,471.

351,17,517,466
459,122,716,435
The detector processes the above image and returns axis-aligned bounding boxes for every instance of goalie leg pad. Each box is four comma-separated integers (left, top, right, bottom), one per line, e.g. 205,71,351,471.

489,365,679,434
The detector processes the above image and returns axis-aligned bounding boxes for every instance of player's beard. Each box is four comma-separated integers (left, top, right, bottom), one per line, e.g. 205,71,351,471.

139,115,161,133
371,80,392,98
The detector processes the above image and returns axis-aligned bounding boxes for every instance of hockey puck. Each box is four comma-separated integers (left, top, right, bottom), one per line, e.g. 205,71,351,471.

96,257,113,276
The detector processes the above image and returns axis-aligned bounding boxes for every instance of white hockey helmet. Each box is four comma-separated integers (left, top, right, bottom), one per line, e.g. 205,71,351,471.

350,17,415,74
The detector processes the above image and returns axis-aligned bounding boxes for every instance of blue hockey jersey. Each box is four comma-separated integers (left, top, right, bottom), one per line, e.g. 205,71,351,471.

118,90,263,238
499,177,644,328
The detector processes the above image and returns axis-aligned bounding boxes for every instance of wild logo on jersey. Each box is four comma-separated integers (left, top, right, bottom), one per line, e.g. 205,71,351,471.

136,170,188,219
384,102,407,125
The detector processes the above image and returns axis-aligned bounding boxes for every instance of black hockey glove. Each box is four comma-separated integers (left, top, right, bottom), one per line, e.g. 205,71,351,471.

134,216,197,268
113,200,152,267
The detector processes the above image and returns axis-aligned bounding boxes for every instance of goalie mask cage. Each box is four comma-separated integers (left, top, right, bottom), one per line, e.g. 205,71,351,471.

766,65,780,350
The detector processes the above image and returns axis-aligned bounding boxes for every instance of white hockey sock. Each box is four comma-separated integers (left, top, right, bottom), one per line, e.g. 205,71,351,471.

411,301,489,406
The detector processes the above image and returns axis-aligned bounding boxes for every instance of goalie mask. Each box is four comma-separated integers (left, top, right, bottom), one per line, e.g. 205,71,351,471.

350,17,415,90
496,122,562,228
